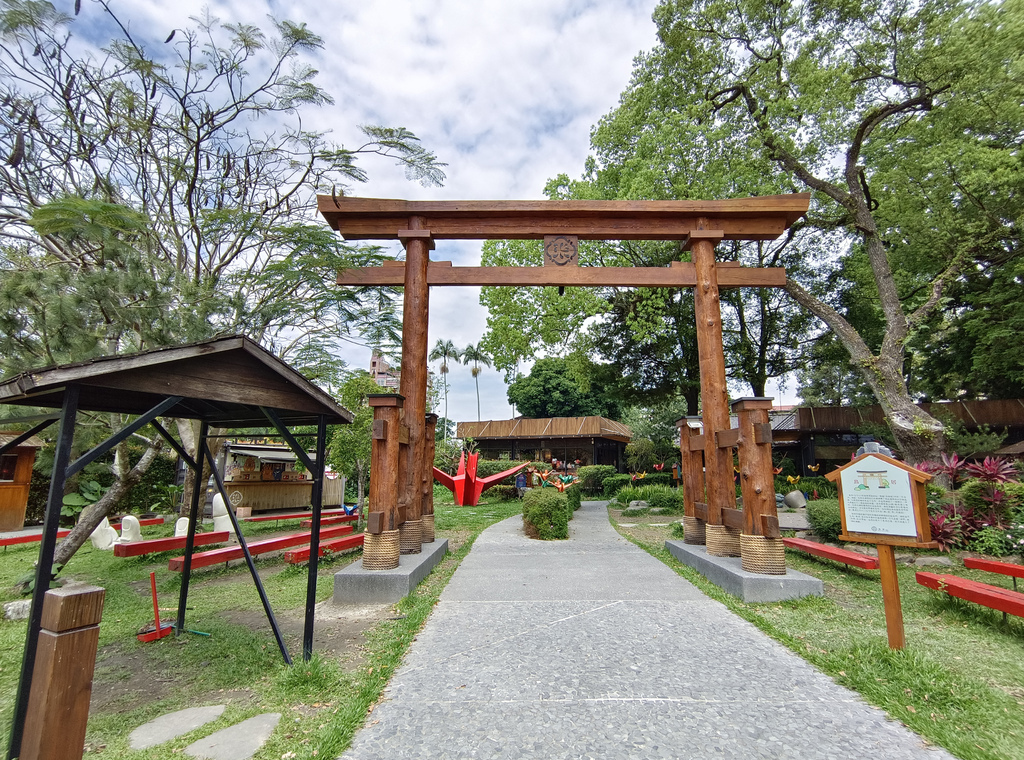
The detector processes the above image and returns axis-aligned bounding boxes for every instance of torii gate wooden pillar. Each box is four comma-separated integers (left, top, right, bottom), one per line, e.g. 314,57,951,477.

320,194,809,574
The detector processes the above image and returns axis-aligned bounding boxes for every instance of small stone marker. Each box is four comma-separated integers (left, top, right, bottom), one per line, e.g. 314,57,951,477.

184,713,281,760
3,599,31,621
129,704,226,750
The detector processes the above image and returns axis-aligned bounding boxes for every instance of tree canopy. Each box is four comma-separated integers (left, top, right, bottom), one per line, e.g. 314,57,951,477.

506,357,623,420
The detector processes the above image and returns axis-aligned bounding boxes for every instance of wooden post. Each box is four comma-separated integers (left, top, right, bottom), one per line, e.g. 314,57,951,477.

877,544,906,649
423,414,438,543
732,398,779,539
364,394,403,570
676,417,706,545
397,221,432,555
20,585,105,760
688,223,738,556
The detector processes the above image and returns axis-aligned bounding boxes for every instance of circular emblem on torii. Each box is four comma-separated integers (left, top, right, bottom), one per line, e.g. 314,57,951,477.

543,235,579,266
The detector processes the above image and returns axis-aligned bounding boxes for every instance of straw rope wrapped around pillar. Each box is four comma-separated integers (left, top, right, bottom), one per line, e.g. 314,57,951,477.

399,519,422,554
705,524,742,557
421,512,435,543
362,530,400,570
682,516,706,545
740,533,787,575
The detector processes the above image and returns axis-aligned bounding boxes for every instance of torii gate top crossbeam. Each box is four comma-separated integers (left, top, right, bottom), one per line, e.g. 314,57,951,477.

317,194,810,241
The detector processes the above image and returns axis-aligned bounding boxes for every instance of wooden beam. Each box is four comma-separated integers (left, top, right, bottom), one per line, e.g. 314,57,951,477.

336,261,786,288
318,194,810,241
715,428,741,448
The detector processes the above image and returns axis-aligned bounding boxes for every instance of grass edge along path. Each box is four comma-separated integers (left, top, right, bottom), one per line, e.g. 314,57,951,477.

612,516,1024,760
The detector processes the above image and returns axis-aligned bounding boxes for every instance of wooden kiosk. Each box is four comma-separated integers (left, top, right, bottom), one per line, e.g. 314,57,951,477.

322,194,809,575
0,432,42,531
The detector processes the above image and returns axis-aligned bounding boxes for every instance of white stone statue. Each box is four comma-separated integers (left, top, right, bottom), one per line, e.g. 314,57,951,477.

211,494,235,535
174,517,190,537
88,517,118,550
115,515,143,544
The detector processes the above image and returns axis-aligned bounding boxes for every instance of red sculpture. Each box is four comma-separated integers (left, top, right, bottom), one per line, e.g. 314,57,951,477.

433,452,531,507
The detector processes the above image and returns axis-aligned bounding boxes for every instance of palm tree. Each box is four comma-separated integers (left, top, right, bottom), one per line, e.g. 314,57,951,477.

462,342,492,422
428,339,461,438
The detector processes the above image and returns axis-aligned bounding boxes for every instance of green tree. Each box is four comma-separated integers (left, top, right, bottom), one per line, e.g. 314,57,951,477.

461,342,492,422
0,0,444,566
329,372,382,510
428,339,461,436
577,0,1024,463
506,357,622,419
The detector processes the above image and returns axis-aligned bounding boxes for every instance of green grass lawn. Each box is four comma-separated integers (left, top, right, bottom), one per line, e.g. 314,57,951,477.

615,516,1024,760
0,494,522,759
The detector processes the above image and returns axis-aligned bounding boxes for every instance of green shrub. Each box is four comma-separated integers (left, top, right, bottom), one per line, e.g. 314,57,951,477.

487,485,518,501
602,474,632,497
565,486,582,512
806,498,842,543
957,478,1024,514
522,489,569,540
578,465,616,495
613,484,683,511
970,526,1015,557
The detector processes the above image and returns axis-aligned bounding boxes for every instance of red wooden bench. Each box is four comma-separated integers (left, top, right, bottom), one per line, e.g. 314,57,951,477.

299,514,357,528
0,517,164,550
916,571,1024,619
782,537,880,570
113,531,230,557
110,517,164,531
284,533,364,564
167,524,354,571
0,530,70,548
241,508,350,523
963,557,1024,591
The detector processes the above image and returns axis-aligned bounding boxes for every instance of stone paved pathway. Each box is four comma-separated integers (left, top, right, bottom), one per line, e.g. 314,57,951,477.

339,501,952,760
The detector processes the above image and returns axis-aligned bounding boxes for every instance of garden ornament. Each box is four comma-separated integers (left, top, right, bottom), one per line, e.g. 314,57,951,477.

783,490,807,509
88,517,118,550
116,515,142,543
212,493,236,534
174,517,190,537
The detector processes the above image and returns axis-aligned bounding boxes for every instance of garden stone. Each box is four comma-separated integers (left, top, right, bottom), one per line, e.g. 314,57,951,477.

894,552,915,564
914,555,953,567
184,712,280,760
130,704,226,750
650,507,669,514
627,501,649,509
3,599,30,621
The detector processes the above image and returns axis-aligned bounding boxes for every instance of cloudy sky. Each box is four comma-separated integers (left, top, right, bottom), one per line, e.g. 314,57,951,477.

80,0,793,423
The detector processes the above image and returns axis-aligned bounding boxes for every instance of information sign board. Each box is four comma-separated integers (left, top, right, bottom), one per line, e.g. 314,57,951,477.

838,458,917,537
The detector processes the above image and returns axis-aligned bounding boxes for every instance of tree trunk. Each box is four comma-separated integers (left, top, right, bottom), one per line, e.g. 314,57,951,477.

52,437,164,568
785,281,945,464
174,420,225,517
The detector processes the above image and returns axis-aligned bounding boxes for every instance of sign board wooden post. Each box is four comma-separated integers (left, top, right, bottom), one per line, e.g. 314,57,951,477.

825,452,936,649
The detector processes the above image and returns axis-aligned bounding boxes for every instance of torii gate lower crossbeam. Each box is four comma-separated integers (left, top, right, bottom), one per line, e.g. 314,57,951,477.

321,194,810,576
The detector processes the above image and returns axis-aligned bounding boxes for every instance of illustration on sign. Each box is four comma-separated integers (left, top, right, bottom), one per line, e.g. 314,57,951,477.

839,455,917,537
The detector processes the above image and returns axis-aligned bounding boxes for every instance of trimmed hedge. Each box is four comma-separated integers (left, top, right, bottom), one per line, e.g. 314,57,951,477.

806,498,842,543
487,485,518,501
522,488,570,540
566,486,582,512
603,472,672,496
578,465,616,495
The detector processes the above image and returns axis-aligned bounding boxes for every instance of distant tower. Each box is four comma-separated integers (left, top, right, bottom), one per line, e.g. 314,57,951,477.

370,349,401,390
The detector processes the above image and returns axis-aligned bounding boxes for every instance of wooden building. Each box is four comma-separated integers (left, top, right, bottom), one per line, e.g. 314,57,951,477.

456,417,632,472
221,440,344,512
0,433,42,531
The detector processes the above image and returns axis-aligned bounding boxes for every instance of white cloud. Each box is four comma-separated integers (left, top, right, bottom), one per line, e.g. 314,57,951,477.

91,0,660,424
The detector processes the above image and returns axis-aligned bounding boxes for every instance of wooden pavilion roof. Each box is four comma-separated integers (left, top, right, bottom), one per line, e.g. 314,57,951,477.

318,194,810,241
457,416,632,444
0,336,352,427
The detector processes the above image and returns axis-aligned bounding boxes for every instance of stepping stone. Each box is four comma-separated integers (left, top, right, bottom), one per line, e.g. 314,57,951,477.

130,705,226,750
618,523,637,527
184,713,281,760
649,523,671,527
914,555,953,567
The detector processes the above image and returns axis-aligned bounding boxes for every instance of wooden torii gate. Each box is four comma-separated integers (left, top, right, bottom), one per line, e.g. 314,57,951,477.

319,194,809,574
